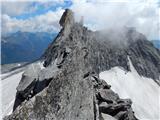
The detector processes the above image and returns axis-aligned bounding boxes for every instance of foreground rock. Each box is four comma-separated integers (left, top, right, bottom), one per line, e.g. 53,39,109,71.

4,9,160,120
92,76,137,120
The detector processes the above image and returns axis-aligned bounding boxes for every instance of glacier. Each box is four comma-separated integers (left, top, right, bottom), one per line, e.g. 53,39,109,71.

0,71,23,118
99,58,160,120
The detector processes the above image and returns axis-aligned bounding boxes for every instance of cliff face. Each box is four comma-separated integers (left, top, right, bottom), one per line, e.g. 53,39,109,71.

4,9,160,120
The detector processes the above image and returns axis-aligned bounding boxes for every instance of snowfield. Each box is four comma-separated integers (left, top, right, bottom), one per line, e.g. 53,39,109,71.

0,71,23,118
100,58,160,120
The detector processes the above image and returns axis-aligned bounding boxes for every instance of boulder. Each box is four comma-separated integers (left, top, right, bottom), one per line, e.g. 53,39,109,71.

100,113,117,120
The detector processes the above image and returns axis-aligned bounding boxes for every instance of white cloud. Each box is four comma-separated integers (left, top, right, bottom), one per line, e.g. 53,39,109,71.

2,8,64,35
1,0,159,40
1,0,65,16
1,1,35,16
71,0,159,40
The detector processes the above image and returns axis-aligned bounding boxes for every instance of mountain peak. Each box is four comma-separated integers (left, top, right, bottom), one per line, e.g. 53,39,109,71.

59,9,75,28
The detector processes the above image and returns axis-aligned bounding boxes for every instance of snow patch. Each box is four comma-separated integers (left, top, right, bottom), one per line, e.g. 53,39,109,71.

0,73,10,79
99,58,160,120
0,71,23,118
38,61,45,70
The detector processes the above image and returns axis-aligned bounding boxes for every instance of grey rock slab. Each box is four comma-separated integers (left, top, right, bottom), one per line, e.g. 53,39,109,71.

16,63,41,92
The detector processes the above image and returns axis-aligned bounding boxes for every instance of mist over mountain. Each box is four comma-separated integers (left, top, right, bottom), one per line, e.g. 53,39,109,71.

1,31,57,64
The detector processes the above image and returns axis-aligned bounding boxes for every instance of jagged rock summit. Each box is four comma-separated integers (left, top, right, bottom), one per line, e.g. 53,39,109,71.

59,9,74,27
4,9,160,120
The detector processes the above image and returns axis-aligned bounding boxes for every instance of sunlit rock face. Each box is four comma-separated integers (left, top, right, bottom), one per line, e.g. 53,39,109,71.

4,9,160,120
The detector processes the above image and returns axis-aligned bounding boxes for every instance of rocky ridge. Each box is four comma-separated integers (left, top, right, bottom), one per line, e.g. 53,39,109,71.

4,9,160,120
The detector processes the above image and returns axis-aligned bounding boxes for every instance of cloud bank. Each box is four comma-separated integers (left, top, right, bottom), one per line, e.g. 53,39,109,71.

2,8,64,35
1,0,159,40
1,1,66,35
71,0,159,40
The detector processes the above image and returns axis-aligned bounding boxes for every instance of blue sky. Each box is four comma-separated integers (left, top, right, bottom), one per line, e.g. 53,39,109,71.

14,1,72,20
1,0,160,40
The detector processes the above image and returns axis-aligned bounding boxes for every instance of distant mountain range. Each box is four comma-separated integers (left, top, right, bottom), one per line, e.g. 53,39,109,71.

152,40,160,49
1,31,57,64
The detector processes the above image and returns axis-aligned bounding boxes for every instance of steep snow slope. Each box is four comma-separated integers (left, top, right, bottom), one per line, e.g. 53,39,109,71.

0,71,23,118
100,58,160,120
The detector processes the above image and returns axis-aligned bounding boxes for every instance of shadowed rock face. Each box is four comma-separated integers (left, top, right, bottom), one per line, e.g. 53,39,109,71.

4,9,160,120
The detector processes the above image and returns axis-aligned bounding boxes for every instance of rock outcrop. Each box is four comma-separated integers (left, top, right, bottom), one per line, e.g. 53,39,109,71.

4,9,160,120
59,9,74,27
